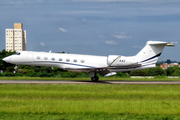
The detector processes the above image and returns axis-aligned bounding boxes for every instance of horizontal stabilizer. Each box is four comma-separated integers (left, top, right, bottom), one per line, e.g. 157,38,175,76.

166,42,177,47
147,41,177,47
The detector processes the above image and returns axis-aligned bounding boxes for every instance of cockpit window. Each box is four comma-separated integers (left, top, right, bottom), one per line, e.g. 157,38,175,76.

14,52,21,55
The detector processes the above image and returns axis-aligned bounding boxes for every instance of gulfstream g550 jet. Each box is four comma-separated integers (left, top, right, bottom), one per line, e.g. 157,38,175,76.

3,41,176,81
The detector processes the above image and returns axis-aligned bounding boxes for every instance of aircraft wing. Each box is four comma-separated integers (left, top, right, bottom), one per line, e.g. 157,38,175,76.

93,67,112,76
65,67,115,77
109,64,141,69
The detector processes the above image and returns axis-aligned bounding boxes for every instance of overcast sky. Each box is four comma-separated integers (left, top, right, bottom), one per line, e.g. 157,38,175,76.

0,0,180,61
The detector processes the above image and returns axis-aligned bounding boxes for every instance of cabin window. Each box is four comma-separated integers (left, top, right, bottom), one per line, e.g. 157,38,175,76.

59,58,63,61
51,57,55,61
14,52,21,55
44,57,48,60
74,59,77,62
37,56,40,60
81,60,85,63
66,59,70,62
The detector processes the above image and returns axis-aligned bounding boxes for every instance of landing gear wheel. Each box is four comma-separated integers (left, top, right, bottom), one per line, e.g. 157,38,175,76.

14,65,19,74
91,76,99,82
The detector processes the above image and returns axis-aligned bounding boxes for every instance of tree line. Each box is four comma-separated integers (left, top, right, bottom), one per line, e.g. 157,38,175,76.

0,49,180,77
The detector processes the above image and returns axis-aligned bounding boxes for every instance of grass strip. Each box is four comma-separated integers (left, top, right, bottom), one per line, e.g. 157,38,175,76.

0,84,180,119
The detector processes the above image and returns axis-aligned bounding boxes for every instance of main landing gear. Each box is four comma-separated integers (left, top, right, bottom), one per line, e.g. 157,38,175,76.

90,72,99,82
91,76,99,82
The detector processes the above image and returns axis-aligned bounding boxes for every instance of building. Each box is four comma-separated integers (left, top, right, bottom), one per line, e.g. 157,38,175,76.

5,23,26,52
160,63,180,69
160,63,168,69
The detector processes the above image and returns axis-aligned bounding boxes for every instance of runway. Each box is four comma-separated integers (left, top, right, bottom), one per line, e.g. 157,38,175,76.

0,80,180,84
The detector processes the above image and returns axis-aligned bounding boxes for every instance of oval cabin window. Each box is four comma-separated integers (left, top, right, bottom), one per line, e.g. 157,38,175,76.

59,58,63,61
44,57,48,60
66,59,70,62
37,56,40,60
81,60,85,63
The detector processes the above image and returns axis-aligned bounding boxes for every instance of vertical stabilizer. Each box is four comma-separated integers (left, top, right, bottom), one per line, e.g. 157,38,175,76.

136,41,176,66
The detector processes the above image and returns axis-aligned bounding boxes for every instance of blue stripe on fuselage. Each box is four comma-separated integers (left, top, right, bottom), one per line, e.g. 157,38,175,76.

140,52,161,63
25,61,97,68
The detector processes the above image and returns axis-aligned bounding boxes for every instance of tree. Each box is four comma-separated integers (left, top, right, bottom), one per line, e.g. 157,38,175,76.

172,70,180,76
166,59,171,64
129,69,149,76
166,67,175,76
156,63,160,67
0,49,16,71
166,66,180,76
148,67,166,76
116,72,128,77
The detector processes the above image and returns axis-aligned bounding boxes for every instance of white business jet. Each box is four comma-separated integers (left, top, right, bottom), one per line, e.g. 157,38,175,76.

3,41,176,81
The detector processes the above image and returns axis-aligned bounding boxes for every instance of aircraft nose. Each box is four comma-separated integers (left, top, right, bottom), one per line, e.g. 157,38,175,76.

2,57,10,63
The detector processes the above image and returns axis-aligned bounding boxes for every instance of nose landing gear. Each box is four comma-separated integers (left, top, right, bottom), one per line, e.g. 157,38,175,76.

14,65,19,73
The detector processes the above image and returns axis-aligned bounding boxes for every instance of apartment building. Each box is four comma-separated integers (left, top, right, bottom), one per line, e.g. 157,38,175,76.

5,23,26,52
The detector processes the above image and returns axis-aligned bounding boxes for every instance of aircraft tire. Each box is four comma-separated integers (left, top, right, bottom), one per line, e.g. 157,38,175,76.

91,76,99,82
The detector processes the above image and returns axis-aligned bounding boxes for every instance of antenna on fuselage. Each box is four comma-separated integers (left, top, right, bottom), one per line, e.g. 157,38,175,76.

49,50,52,53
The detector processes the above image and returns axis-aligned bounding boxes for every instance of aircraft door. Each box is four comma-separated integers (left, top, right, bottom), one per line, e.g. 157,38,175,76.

27,53,33,63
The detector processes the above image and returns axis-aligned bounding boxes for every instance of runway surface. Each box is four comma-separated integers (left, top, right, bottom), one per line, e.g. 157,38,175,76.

0,80,180,84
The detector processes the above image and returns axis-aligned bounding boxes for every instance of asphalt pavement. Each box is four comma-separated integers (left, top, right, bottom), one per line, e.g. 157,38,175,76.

0,80,180,84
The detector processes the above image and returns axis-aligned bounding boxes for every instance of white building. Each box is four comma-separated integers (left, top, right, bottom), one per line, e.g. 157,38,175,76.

5,23,26,52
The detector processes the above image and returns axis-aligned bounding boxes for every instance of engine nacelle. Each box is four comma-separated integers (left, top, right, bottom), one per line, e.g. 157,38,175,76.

107,55,119,65
107,55,138,67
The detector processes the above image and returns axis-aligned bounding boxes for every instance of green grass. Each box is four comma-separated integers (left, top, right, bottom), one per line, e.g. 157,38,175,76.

0,84,180,119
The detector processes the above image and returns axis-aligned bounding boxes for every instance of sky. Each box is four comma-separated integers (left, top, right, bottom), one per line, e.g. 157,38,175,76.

0,0,180,61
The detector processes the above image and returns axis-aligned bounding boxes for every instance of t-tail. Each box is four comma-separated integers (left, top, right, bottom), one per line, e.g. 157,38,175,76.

135,41,176,69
